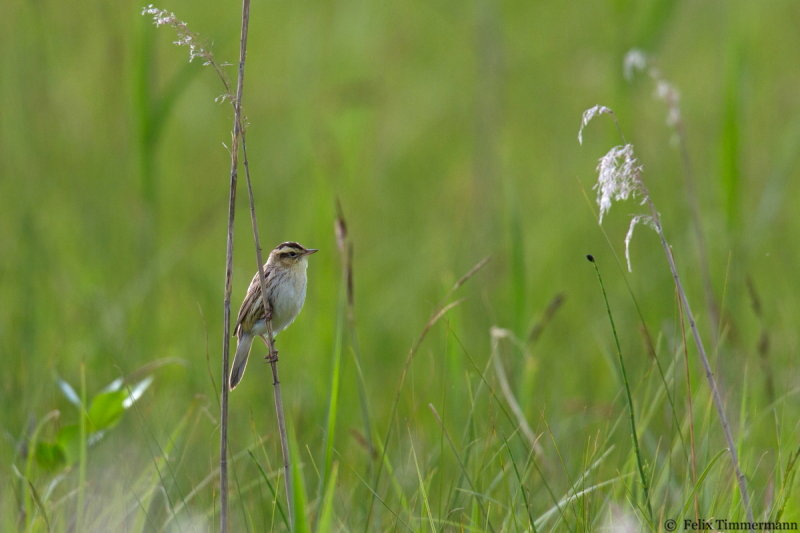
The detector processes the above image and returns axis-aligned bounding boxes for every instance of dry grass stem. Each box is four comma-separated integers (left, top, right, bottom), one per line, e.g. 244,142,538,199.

453,255,492,291
527,292,565,344
334,201,375,459
490,327,544,456
226,0,294,524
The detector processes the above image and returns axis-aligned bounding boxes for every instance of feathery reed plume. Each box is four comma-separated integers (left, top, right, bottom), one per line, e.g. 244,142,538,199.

579,107,755,527
141,6,233,98
578,105,613,146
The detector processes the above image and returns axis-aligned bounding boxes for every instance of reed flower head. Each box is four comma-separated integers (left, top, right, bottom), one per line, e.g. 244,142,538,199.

624,215,656,272
654,79,681,128
579,104,654,271
623,49,647,81
578,105,613,146
622,49,682,129
594,144,644,223
141,5,214,64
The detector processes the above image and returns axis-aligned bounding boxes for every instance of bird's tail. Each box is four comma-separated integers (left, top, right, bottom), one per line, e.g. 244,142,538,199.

229,333,253,390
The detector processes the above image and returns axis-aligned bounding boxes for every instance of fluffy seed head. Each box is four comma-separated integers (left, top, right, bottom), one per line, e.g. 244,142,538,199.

654,79,681,128
578,105,613,146
594,144,643,223
621,49,682,130
623,49,648,81
141,5,214,64
624,215,656,272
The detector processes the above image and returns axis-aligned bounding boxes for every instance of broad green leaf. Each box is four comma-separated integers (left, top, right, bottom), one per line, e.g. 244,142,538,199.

34,441,66,471
56,424,80,465
88,390,128,430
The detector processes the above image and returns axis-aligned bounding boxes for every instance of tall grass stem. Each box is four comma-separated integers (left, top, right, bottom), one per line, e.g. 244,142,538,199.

335,202,375,459
76,363,87,533
224,0,295,525
587,255,654,524
219,0,253,528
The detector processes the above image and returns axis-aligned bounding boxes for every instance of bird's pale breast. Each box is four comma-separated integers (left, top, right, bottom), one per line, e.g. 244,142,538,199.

270,267,308,334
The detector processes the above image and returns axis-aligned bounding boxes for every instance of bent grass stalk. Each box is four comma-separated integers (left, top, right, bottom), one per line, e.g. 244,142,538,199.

490,327,543,455
443,323,570,527
579,106,754,527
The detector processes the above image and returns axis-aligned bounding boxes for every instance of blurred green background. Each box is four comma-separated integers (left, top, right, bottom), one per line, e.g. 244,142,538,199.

2,0,799,530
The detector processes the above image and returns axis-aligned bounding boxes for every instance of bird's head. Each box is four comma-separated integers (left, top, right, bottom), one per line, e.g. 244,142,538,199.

268,241,318,270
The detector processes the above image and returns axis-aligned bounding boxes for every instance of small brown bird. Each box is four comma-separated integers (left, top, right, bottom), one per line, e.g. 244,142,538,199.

229,241,318,390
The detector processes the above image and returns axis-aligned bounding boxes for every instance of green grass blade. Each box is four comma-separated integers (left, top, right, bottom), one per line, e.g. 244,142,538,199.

322,298,344,495
589,256,654,524
248,451,289,530
502,434,537,533
679,448,727,519
77,363,87,532
535,475,630,529
316,462,339,533
408,427,436,533
719,27,745,227
291,430,311,533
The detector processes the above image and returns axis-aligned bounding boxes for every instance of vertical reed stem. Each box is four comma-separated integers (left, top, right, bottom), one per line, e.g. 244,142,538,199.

230,0,293,521
220,0,252,529
219,99,237,533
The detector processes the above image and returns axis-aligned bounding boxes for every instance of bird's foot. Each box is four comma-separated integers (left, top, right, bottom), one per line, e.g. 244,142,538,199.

265,350,279,364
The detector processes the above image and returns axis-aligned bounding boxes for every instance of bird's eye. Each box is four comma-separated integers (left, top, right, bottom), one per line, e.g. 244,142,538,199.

289,251,297,258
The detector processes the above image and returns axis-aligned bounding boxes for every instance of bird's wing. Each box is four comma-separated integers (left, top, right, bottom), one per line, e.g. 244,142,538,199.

234,266,273,335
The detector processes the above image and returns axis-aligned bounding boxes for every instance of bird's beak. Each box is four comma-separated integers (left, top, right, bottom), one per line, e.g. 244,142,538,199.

304,248,319,256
